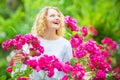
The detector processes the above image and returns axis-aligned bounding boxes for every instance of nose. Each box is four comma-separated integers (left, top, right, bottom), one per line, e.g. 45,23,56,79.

55,16,60,20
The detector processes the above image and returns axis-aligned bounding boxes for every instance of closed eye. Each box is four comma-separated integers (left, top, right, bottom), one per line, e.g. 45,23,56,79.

50,14,55,17
57,15,60,17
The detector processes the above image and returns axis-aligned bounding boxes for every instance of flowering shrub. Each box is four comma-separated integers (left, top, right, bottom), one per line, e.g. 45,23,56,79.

2,16,120,80
64,16,120,80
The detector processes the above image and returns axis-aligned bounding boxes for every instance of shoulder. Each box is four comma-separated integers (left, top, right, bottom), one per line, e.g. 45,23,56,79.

59,37,69,43
59,37,71,47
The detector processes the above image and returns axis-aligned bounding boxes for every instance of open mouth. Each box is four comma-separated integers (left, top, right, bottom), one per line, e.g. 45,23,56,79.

53,21,60,25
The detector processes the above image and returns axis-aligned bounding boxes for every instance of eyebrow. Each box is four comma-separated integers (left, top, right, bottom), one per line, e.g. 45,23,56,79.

48,13,60,16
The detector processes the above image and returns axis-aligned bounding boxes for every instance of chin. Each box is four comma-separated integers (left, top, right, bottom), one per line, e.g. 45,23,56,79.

53,26,60,29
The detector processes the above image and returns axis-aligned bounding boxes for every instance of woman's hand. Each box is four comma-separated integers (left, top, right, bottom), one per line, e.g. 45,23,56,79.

11,54,25,63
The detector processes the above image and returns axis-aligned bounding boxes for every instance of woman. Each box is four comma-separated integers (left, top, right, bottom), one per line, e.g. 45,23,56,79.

9,6,72,80
31,6,72,62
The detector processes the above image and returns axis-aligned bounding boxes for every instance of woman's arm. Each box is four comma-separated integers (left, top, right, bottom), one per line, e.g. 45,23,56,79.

62,41,73,62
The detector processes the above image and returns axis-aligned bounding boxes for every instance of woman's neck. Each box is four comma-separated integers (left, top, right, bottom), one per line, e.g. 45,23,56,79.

42,30,59,40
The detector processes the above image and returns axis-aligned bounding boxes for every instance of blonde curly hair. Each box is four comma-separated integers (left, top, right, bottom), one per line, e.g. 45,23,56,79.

31,6,65,37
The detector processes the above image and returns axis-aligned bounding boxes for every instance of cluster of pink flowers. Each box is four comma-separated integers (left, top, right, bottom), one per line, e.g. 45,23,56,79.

102,37,117,51
112,67,120,80
64,16,80,31
64,16,118,80
37,55,59,77
64,16,88,37
2,34,44,57
81,26,88,37
61,62,85,80
2,34,44,80
95,70,106,80
6,62,14,73
17,76,32,80
25,54,86,80
70,34,113,78
88,25,98,36
3,33,86,80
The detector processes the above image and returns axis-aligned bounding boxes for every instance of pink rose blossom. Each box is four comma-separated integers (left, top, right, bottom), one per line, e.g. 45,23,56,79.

81,26,88,36
60,75,69,80
95,70,106,80
6,67,12,73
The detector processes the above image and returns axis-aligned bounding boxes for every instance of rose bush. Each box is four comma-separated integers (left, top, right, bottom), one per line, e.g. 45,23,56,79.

64,16,120,80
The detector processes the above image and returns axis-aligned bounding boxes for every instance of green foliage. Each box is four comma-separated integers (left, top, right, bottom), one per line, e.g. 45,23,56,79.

0,0,120,43
106,72,116,80
0,75,7,80
70,58,78,66
0,62,10,80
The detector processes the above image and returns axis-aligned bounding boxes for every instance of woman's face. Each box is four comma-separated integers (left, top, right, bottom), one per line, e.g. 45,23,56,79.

46,8,61,30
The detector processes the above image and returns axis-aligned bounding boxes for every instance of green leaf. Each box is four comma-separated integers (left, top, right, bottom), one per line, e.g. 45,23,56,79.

8,26,17,34
68,72,73,79
0,75,7,80
86,67,91,72
70,58,78,66
106,73,115,80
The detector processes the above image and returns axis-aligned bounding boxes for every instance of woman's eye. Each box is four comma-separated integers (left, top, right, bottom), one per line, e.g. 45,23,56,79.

49,14,60,18
58,15,60,17
50,15,55,17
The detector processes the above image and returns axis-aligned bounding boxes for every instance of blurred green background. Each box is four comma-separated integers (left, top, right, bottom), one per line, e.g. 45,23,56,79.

0,0,120,79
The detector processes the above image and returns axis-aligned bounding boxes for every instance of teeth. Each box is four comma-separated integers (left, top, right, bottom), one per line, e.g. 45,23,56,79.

53,22,58,24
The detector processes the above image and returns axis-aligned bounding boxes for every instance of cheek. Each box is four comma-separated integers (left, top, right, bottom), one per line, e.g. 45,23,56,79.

47,19,53,25
46,16,53,21
46,19,51,25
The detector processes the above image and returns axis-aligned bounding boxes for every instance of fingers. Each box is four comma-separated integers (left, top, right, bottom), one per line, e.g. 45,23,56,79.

12,57,22,63
15,53,22,57
11,54,25,63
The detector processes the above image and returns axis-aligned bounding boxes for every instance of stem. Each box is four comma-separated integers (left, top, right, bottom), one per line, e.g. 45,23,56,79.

43,72,46,80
